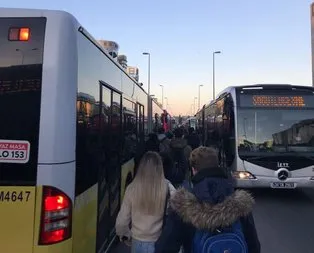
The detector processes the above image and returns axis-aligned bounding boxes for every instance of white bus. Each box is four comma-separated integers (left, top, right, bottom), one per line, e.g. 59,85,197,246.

197,84,314,189
182,116,197,130
0,8,163,253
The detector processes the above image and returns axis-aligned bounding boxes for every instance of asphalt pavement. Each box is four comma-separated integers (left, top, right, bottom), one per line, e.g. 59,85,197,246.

110,188,314,253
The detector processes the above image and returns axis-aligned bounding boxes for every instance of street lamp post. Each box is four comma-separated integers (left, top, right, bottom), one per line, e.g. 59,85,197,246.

143,52,151,132
213,51,221,100
142,52,151,95
198,84,203,111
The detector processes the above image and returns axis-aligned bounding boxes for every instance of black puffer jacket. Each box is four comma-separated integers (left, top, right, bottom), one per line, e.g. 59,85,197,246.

155,168,261,253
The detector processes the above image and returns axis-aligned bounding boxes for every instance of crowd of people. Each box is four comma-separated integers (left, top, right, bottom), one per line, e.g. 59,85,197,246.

115,126,261,253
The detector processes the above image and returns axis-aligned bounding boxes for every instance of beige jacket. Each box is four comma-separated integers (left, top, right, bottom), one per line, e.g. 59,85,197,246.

115,180,176,242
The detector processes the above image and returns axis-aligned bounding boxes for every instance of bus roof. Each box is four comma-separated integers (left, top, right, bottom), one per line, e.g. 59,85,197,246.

216,84,314,99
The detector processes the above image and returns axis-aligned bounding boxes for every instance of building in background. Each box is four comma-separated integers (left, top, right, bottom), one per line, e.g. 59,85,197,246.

117,55,127,69
98,40,140,82
98,40,119,59
127,66,139,82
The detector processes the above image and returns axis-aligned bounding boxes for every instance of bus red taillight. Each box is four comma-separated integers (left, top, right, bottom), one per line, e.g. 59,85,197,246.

39,186,72,245
8,27,30,41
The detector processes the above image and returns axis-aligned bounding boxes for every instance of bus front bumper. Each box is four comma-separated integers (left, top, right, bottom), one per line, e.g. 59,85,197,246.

235,176,314,189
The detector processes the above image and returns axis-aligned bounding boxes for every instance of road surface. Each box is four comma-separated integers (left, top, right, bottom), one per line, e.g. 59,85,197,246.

110,188,314,253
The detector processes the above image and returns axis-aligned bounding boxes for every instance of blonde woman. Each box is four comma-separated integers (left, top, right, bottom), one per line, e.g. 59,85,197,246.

115,151,176,253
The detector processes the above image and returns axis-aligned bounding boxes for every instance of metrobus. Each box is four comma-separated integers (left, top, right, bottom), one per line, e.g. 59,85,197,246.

182,116,197,130
196,84,314,189
0,8,163,253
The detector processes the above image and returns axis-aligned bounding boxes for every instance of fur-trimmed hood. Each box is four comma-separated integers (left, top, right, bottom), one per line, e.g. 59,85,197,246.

170,187,255,231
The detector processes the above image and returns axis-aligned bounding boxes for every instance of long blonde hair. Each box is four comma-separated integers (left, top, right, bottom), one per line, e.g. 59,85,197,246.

132,151,168,215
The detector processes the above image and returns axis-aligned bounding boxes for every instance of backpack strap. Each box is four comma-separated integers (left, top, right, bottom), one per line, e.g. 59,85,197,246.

162,184,170,228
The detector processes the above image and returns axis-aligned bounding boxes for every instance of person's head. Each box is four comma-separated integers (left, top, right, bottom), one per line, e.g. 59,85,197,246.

145,133,159,152
132,151,167,215
174,127,184,138
189,146,219,176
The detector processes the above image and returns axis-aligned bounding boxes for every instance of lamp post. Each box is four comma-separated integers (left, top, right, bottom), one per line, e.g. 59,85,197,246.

198,84,203,111
213,51,221,99
160,84,164,109
143,52,151,132
142,52,151,95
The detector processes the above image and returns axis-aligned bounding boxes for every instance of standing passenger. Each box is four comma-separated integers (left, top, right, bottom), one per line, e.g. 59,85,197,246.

155,146,260,253
145,133,160,152
157,127,171,155
185,127,200,150
115,151,176,253
169,128,192,187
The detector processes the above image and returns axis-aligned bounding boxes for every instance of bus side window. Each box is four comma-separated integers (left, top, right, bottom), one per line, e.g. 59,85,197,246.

122,99,137,163
223,96,235,167
214,100,224,145
76,93,99,196
137,103,145,143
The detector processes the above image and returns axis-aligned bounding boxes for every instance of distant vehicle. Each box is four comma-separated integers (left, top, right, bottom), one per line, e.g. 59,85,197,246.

171,118,177,129
0,8,164,253
196,84,314,189
182,116,197,130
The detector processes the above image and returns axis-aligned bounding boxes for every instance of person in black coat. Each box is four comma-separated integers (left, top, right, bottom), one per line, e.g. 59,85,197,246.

185,127,200,150
155,146,261,253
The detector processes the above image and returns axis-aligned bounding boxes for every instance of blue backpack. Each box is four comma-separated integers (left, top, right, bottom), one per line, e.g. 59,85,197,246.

192,220,248,253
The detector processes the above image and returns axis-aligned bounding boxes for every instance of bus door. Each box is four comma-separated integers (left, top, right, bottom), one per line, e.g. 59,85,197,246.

96,82,122,252
137,103,145,143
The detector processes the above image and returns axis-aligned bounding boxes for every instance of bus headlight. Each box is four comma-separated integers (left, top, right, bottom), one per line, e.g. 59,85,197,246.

233,171,256,180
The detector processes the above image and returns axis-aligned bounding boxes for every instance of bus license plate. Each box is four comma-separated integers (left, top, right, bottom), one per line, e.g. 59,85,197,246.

270,182,296,189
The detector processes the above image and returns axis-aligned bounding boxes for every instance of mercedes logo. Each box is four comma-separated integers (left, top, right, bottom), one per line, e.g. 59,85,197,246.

277,169,289,181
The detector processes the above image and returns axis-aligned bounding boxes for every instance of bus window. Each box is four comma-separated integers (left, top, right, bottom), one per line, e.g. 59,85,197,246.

0,17,46,185
122,98,136,163
108,91,122,222
137,104,144,142
76,92,99,195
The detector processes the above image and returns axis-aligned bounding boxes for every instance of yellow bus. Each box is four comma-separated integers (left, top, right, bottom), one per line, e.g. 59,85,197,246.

0,8,164,253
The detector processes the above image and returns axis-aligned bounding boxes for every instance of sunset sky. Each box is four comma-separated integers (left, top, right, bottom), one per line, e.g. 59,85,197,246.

3,0,314,115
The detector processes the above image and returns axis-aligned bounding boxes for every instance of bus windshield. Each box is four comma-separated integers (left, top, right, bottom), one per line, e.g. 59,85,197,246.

237,108,314,155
